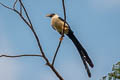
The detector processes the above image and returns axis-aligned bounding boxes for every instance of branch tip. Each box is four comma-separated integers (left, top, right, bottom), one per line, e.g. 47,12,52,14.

0,54,42,58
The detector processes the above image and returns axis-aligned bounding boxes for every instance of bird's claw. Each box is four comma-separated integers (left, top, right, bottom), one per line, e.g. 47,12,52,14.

59,37,63,41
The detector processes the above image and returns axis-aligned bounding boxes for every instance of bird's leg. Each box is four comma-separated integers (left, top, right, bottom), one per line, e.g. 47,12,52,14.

59,32,64,41
59,36,64,41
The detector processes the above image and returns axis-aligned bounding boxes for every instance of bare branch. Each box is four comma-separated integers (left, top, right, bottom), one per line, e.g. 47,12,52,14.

0,1,30,27
20,4,22,14
17,0,49,67
52,0,67,66
14,9,31,27
62,0,66,22
0,54,42,58
0,1,64,80
0,2,13,10
62,0,66,36
19,0,33,27
47,63,64,80
13,0,18,9
52,39,62,66
17,0,64,79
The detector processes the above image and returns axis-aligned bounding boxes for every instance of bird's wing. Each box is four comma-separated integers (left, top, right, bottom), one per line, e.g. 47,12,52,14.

58,17,71,29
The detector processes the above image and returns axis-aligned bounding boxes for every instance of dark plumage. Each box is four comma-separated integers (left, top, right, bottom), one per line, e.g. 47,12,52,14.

67,29,93,77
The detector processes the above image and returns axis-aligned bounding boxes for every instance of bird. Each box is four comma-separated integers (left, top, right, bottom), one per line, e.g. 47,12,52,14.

46,13,94,77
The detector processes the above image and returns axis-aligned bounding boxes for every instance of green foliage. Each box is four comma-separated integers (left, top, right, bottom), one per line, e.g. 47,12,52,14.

100,62,120,80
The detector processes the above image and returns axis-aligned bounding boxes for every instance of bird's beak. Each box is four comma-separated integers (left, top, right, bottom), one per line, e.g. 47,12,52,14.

46,14,51,17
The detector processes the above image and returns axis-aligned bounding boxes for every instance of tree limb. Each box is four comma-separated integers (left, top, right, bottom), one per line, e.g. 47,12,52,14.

13,0,18,9
0,2,13,10
0,1,64,80
0,54,42,58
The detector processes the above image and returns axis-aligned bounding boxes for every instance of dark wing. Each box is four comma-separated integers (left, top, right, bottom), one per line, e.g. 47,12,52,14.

58,17,71,29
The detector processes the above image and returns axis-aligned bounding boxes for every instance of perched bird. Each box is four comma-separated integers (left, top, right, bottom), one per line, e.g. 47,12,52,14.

46,13,94,77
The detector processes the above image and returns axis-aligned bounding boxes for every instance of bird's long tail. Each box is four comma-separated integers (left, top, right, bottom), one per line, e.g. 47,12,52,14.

67,30,94,77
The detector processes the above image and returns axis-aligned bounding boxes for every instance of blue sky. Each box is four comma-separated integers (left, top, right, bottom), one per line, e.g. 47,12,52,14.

0,0,120,80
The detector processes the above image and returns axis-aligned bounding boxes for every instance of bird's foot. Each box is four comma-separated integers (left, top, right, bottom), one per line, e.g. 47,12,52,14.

59,37,63,41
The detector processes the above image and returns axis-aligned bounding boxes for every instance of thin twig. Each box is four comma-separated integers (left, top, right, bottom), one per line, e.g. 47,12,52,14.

0,2,13,10
0,54,42,58
52,40,62,65
61,0,67,36
52,0,66,66
62,0,66,30
0,2,30,27
14,9,31,27
19,0,33,27
20,3,22,14
13,0,18,9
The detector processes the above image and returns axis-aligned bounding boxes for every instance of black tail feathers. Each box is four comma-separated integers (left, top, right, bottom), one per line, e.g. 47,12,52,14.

66,30,94,77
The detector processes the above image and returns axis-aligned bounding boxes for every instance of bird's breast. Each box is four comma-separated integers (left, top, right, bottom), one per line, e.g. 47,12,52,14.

51,18,69,34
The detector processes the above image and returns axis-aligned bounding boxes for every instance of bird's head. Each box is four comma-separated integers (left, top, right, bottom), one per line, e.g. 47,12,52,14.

46,13,57,18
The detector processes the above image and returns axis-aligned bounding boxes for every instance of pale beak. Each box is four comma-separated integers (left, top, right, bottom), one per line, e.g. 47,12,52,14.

46,14,51,17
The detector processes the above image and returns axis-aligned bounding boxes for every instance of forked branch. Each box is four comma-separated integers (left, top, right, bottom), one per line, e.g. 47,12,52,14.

0,0,64,80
